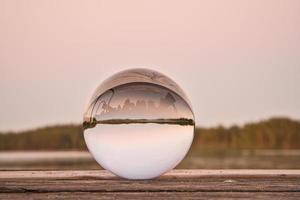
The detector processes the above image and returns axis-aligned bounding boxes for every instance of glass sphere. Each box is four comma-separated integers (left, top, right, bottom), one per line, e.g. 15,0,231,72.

83,68,194,179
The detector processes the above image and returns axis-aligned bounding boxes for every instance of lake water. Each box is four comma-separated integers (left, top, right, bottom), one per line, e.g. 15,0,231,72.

0,149,299,170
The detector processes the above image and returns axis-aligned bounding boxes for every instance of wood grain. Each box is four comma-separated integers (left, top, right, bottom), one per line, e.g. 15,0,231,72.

0,170,300,199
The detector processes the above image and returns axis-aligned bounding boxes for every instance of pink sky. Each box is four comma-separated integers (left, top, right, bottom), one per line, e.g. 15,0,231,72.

0,0,300,131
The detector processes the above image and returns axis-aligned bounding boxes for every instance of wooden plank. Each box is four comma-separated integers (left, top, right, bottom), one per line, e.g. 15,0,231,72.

0,192,300,200
0,170,300,199
1,169,300,179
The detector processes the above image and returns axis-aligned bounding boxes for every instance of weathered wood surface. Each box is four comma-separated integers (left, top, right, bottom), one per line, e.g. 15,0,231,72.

0,170,300,199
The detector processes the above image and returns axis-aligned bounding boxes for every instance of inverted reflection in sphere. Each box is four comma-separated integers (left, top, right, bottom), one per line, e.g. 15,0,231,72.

83,68,194,179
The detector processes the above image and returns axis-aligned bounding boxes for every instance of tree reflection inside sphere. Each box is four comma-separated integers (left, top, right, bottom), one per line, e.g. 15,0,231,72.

83,68,195,179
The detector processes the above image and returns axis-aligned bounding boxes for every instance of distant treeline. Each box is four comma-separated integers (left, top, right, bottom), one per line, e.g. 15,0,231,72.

0,125,86,151
0,117,299,150
193,118,300,150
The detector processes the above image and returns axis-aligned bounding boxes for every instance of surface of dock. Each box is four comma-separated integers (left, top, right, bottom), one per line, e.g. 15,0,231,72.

1,170,300,199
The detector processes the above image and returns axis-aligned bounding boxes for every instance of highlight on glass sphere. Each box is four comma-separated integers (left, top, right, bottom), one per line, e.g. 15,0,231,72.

83,68,195,179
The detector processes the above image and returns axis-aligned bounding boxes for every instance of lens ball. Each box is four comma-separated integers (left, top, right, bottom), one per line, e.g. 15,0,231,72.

83,68,194,179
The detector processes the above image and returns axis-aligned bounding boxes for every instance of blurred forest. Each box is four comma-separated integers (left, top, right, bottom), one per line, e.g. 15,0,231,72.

0,117,300,151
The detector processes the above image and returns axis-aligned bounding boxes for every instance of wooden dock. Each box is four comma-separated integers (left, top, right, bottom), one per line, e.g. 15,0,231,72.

1,170,300,199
